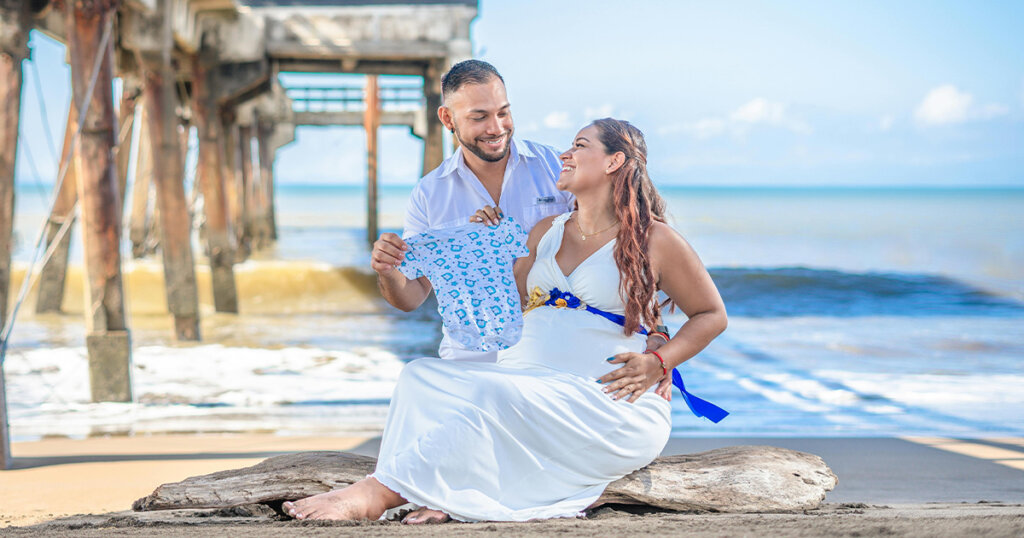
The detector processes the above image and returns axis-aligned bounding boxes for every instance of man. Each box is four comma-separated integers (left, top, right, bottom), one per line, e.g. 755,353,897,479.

371,59,574,362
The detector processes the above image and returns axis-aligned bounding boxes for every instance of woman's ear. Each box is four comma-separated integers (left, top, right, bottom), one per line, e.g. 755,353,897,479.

606,152,626,174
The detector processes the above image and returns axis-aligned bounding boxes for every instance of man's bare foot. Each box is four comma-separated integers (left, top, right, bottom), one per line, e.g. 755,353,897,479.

283,478,403,521
402,507,451,524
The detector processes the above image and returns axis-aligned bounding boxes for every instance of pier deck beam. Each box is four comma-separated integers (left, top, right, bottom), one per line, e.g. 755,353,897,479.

66,0,132,402
192,54,237,313
364,75,380,244
35,104,79,313
139,0,200,341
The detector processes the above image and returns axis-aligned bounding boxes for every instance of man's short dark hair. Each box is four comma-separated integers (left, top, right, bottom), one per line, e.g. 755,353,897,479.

441,60,505,102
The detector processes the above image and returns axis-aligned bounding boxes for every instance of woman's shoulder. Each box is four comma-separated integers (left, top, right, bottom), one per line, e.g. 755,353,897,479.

527,214,560,244
648,219,696,257
647,219,683,244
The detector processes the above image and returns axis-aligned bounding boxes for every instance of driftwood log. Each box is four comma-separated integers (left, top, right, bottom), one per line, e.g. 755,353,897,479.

134,446,837,514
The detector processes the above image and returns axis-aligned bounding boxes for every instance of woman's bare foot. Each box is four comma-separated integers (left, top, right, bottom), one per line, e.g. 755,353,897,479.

283,478,404,521
402,507,451,524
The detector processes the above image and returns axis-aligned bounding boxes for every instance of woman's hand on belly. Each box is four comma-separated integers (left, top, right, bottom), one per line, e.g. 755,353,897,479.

597,352,668,404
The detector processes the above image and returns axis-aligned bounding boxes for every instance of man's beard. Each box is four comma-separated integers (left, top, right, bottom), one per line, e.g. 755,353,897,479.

453,122,512,163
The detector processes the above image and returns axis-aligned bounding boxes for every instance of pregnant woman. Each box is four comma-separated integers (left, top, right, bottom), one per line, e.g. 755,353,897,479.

284,118,728,522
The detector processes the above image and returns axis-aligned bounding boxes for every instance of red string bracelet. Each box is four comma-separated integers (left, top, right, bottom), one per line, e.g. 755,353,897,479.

648,350,668,377
650,331,670,342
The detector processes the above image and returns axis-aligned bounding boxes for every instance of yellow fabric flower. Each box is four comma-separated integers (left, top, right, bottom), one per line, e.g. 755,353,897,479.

523,287,549,314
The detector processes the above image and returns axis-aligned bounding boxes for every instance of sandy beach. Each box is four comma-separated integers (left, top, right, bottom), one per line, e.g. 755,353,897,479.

5,502,1024,537
4,434,1024,536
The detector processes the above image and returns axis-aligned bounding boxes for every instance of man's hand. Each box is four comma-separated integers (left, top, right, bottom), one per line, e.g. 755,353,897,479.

597,352,666,404
371,232,409,276
469,205,503,226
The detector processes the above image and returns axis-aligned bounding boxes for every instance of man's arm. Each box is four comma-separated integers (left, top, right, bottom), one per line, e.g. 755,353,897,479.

371,233,432,312
370,185,433,311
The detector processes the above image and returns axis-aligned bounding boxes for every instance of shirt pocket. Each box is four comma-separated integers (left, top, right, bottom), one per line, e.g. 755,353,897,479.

521,199,569,230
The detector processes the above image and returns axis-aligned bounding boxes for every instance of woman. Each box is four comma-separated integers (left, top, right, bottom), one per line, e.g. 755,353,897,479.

283,118,727,522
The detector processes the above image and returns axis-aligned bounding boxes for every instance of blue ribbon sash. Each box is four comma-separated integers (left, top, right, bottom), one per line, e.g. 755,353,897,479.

527,287,729,423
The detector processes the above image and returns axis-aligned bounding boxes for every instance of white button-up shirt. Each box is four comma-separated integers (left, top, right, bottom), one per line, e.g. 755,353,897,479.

403,137,575,362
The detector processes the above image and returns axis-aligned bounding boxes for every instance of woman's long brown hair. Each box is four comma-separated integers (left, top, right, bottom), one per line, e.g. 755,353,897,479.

591,118,668,336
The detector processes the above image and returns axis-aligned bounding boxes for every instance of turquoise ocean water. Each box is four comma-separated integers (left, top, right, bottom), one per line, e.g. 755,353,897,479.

5,183,1024,439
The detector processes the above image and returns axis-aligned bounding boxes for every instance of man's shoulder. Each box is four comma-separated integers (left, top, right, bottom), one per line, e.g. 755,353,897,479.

409,152,461,199
421,151,461,182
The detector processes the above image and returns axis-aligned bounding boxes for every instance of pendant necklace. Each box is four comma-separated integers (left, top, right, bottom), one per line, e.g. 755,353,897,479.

573,214,619,241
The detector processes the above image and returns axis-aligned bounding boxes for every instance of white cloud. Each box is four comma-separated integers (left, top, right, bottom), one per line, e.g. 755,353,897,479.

878,115,894,132
914,85,1010,126
542,111,572,129
657,118,727,139
914,85,972,125
657,98,810,140
584,104,615,119
731,98,783,124
730,98,812,134
979,103,1009,119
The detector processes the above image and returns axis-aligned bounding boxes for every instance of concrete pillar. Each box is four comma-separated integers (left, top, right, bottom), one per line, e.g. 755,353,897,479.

0,0,30,330
422,62,444,176
192,55,237,313
35,103,79,313
0,364,8,469
128,104,154,258
140,0,200,341
266,148,277,241
0,0,32,471
66,0,132,402
220,118,247,262
364,75,380,244
116,76,141,209
237,124,254,254
255,118,276,247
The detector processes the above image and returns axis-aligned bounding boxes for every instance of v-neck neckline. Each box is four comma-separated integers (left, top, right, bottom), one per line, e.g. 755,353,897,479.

555,231,617,279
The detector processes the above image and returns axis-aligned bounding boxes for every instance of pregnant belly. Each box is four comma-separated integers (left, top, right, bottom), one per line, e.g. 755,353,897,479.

497,307,647,380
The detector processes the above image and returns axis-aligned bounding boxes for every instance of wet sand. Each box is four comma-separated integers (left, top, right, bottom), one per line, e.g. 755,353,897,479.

3,434,1024,536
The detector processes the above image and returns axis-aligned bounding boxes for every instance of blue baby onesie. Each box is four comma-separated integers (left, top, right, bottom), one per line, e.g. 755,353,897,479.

399,218,530,352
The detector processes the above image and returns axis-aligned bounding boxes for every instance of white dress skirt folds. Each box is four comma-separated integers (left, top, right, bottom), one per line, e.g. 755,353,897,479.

371,213,672,522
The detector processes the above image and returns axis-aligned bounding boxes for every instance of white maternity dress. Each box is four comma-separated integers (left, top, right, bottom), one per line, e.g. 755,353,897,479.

371,213,672,521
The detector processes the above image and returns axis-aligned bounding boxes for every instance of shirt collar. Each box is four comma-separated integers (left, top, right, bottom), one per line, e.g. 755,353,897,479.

438,137,534,179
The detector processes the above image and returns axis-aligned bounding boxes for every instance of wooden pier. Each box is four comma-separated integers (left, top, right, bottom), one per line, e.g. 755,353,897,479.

0,0,478,470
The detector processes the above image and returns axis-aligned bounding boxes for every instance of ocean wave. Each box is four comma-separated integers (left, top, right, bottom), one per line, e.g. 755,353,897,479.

4,344,403,440
709,267,1024,317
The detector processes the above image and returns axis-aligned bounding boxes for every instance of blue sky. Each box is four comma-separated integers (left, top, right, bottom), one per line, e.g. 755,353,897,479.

14,0,1024,187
